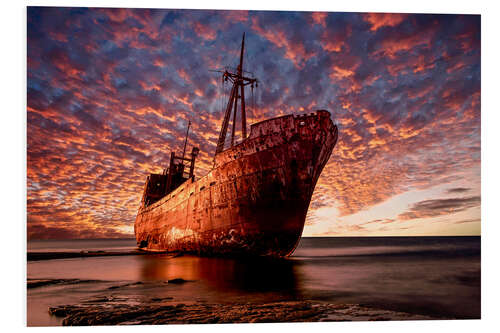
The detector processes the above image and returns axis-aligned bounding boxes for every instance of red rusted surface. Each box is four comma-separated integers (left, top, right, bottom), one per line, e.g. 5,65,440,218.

134,110,338,256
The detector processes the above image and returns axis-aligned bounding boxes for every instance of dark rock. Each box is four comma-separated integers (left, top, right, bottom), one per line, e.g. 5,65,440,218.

28,278,101,289
48,305,79,317
167,278,190,284
151,297,174,302
48,300,435,326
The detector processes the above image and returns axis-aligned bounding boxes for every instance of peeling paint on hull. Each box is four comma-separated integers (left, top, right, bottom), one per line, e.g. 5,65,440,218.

134,110,338,257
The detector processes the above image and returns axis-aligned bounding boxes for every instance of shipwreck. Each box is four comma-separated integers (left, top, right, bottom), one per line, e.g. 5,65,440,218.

134,34,338,256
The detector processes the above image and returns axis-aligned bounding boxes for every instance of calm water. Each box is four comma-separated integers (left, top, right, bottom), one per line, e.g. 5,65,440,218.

27,236,480,326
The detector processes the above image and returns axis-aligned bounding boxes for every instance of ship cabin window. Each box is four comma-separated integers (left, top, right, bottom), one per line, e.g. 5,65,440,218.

210,182,216,186
190,192,194,196
200,186,205,191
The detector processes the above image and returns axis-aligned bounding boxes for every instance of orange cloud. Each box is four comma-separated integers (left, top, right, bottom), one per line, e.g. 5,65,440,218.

373,22,438,59
251,17,316,69
193,22,217,40
311,12,327,27
27,8,480,239
363,13,408,31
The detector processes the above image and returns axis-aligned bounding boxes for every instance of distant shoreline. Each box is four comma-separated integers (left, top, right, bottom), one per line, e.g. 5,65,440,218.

27,250,150,261
27,235,481,261
27,235,481,242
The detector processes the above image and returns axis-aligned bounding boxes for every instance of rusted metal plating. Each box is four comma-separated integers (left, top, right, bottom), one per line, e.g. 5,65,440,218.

135,111,338,256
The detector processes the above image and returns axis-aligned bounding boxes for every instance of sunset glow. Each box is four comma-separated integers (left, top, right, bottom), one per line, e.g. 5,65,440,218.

27,8,480,239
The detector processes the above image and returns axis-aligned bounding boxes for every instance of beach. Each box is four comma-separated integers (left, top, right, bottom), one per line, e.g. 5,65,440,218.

27,236,480,326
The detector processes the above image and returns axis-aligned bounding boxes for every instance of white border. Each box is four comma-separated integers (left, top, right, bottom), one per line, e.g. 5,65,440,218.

4,1,499,332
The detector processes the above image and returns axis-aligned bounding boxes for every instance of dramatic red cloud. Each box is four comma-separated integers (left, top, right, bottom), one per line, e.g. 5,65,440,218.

251,16,316,69
363,13,408,31
27,9,480,239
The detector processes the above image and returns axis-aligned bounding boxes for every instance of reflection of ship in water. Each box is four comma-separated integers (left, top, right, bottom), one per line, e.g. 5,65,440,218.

138,255,301,297
134,33,338,256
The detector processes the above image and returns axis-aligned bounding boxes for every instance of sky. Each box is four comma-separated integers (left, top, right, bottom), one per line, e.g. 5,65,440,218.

27,7,481,239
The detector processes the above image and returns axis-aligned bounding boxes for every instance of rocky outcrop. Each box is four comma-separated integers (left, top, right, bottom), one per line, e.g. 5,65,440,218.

49,300,433,326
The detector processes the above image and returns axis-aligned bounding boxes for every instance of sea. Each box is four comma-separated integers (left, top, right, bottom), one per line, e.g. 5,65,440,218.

26,236,480,326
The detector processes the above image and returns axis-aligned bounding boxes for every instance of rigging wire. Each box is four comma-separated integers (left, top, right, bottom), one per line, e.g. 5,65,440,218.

220,71,224,115
251,83,254,119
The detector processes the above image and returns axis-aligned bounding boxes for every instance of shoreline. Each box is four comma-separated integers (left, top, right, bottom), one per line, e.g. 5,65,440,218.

47,300,437,325
27,237,481,325
28,277,471,326
27,250,152,261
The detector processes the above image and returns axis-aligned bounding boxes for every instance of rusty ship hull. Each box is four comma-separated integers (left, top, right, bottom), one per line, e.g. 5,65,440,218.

134,110,338,256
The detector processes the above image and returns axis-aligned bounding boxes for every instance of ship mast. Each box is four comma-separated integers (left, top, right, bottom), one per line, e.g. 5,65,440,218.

215,33,257,154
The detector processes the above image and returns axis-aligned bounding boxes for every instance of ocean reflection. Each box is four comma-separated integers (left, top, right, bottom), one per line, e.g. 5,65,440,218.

139,255,301,295
27,236,481,325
